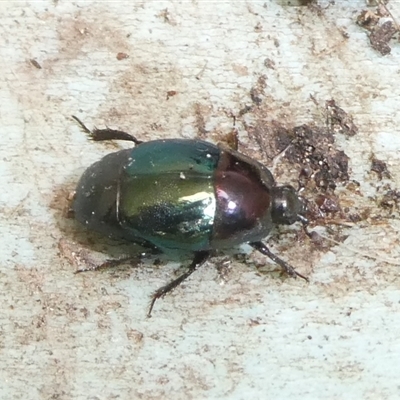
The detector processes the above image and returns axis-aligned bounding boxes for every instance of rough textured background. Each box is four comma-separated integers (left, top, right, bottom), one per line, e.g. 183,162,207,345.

2,1,400,399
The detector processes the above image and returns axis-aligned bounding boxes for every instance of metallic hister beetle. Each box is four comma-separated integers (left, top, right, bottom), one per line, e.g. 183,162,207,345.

72,116,309,316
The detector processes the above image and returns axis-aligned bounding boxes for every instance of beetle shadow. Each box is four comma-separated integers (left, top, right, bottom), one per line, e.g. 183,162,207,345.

52,181,143,271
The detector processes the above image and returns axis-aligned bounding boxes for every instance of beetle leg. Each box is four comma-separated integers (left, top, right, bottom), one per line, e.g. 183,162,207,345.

72,115,143,144
250,241,309,282
297,215,315,240
147,250,210,317
75,254,145,273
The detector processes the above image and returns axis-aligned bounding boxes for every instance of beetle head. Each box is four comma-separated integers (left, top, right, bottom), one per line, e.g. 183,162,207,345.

270,185,307,226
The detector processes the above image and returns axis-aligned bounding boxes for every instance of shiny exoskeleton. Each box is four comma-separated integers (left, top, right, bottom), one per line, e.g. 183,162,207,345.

72,116,309,316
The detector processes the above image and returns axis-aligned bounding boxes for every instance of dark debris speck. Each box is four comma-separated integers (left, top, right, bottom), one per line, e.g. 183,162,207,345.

369,20,397,56
370,156,391,180
286,124,350,191
325,99,358,137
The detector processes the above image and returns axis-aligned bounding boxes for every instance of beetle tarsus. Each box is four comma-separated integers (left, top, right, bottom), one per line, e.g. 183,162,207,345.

72,115,92,134
72,115,142,144
250,241,309,282
147,250,210,317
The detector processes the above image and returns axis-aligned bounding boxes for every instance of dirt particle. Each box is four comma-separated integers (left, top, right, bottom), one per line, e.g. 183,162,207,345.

369,20,397,55
286,124,350,191
357,10,380,30
370,155,391,180
325,99,358,137
246,120,293,161
116,52,129,60
127,329,144,343
315,194,340,214
29,59,42,69
264,58,275,69
166,90,177,100
357,3,399,56
193,103,209,137
157,8,177,26
379,189,400,211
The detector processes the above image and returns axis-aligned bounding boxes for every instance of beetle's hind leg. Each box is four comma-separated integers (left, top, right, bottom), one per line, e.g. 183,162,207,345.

75,254,144,273
75,240,162,273
147,250,210,317
72,115,143,144
250,241,309,281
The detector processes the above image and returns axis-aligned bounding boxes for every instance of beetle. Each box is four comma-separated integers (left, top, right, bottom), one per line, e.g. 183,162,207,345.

71,116,309,316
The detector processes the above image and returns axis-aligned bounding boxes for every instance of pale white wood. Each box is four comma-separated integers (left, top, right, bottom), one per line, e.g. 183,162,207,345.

1,1,399,399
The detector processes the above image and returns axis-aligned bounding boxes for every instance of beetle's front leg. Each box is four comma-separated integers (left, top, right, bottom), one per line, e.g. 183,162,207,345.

250,241,309,281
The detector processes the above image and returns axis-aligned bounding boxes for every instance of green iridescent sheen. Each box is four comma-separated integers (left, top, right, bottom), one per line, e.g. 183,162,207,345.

118,139,220,251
